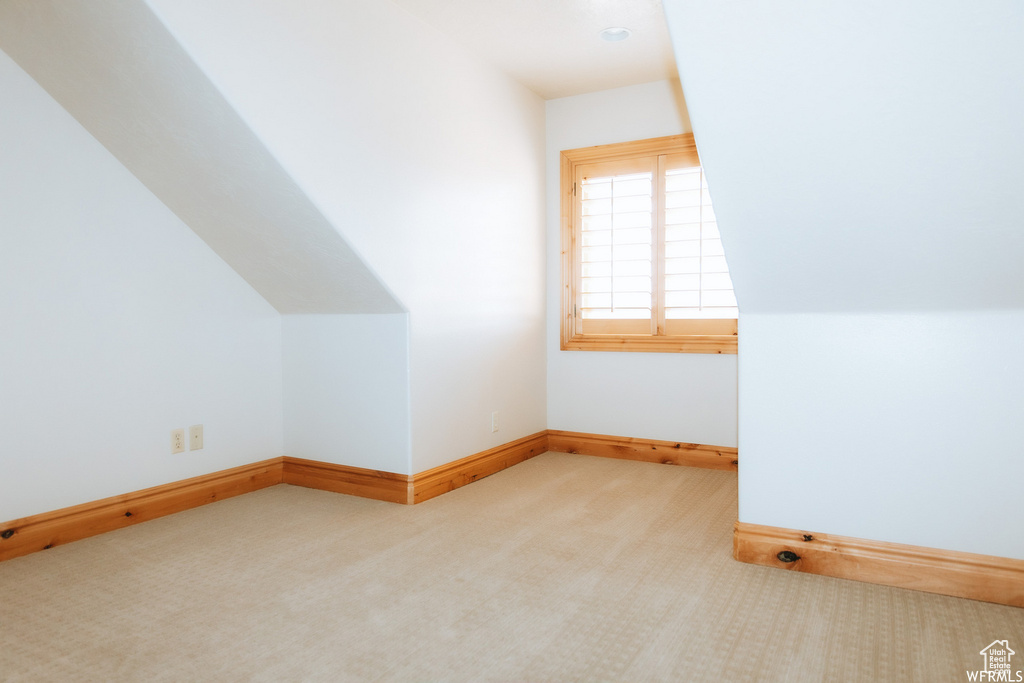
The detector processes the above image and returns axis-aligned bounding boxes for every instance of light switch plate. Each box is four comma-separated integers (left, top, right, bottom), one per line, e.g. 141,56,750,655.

189,424,203,451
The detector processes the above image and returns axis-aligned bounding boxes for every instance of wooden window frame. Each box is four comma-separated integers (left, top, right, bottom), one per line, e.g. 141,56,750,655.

560,134,737,354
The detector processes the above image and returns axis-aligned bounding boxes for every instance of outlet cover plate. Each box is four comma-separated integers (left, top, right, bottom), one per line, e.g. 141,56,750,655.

171,428,185,454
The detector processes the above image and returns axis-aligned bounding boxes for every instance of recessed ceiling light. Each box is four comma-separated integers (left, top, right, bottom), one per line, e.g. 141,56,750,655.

599,27,632,42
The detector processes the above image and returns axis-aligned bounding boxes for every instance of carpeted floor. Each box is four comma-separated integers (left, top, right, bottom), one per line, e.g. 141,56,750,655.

1,452,1021,682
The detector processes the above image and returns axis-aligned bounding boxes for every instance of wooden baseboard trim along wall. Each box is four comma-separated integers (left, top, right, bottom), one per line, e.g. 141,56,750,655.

412,431,549,504
547,430,738,472
0,458,283,563
733,521,1024,608
280,431,550,505
282,456,413,505
1,430,733,563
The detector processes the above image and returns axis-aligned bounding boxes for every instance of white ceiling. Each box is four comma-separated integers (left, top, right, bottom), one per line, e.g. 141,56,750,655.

389,0,679,100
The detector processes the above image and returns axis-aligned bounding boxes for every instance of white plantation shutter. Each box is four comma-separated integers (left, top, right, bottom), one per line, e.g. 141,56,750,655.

561,134,737,353
662,158,738,321
578,158,656,332
574,152,735,336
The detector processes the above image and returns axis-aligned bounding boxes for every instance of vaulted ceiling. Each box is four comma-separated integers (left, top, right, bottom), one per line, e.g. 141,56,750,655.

0,0,679,315
0,0,403,314
664,0,1024,313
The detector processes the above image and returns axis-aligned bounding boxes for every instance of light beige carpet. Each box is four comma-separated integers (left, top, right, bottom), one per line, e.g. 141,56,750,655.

1,452,1021,682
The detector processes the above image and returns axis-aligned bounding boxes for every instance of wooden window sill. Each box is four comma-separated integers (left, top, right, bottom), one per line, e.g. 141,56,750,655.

562,333,737,354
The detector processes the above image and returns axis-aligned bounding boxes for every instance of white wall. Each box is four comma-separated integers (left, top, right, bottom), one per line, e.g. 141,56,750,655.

0,50,283,521
665,0,1024,559
546,81,738,447
145,0,548,473
283,315,410,474
740,312,1024,559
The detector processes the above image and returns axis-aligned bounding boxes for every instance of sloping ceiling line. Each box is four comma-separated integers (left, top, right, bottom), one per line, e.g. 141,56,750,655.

0,0,403,314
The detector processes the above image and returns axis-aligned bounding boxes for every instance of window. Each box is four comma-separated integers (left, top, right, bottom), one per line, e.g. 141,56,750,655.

560,134,737,354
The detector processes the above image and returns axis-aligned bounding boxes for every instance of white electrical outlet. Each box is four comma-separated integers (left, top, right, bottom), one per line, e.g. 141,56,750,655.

189,424,204,451
491,411,499,433
171,428,185,454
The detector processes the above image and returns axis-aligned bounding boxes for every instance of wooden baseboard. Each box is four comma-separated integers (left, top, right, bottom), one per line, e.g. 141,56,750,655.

280,432,549,506
547,430,738,472
283,430,713,505
733,521,1024,608
0,458,283,563
412,431,549,504
2,430,729,562
282,456,413,504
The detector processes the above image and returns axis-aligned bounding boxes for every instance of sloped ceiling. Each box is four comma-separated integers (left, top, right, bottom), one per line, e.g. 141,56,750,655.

663,0,1024,313
0,0,403,314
